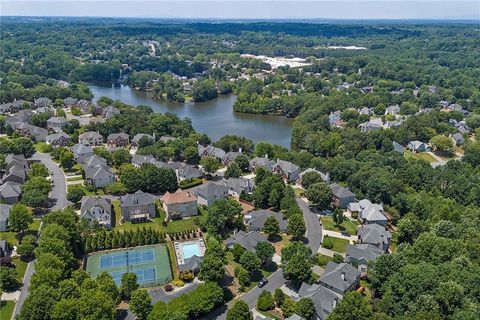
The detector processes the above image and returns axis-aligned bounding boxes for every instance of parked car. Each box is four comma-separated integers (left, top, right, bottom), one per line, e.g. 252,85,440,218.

258,278,268,288
341,231,350,237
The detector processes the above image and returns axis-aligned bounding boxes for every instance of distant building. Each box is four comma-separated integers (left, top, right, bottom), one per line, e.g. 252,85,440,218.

329,183,355,208
120,191,156,223
79,131,103,146
225,230,267,251
194,182,229,207
0,204,13,232
272,159,300,182
80,197,112,228
131,133,154,148
348,199,388,226
407,141,430,153
319,262,361,296
249,156,274,172
47,116,68,132
346,243,384,274
357,224,391,252
107,133,129,148
161,189,198,220
246,209,288,233
46,132,71,147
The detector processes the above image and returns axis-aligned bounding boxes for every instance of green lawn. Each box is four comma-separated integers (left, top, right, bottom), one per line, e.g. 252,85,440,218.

404,150,436,163
12,257,28,282
316,254,333,267
0,220,41,246
166,240,179,280
66,176,84,182
294,188,305,197
323,236,349,253
320,216,359,235
226,251,275,292
0,301,15,320
33,142,51,153
112,200,200,234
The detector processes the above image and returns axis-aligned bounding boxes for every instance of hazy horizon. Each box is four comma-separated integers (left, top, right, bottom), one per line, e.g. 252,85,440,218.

1,1,479,20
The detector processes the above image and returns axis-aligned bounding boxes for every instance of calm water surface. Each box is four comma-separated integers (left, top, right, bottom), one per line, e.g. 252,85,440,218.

89,84,294,147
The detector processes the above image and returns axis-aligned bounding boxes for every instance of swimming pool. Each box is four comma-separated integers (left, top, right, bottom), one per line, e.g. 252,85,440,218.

182,243,201,259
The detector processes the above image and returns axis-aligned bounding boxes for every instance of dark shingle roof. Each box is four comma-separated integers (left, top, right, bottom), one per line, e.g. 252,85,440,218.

121,190,155,207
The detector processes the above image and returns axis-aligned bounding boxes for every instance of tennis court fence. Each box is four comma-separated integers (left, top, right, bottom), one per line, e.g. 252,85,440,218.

140,275,173,288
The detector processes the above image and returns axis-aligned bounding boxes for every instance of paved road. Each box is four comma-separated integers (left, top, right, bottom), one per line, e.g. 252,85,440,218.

296,197,322,252
12,260,36,318
149,281,200,303
30,152,68,211
210,269,286,320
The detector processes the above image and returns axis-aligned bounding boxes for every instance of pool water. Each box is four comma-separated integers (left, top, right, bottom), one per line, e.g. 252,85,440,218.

182,243,201,259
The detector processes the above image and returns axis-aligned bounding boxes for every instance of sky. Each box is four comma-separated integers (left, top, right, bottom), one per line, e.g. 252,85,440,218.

1,0,479,20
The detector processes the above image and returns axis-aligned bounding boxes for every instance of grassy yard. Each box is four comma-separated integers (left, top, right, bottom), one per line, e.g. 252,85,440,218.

66,176,84,182
0,220,41,246
0,301,15,320
166,240,179,280
294,188,305,197
12,257,28,282
404,150,436,163
323,235,349,253
66,184,98,196
320,216,359,235
33,142,51,153
316,254,333,267
112,200,200,234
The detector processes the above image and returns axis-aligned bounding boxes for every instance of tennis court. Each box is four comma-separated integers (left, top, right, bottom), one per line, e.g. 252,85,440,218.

86,244,172,287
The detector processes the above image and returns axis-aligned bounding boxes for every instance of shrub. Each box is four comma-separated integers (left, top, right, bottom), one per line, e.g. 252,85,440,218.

172,279,185,287
322,236,333,249
256,290,275,311
179,271,194,282
164,283,174,292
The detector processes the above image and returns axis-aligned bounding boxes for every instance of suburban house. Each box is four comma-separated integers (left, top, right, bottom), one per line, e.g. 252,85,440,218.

346,244,384,274
0,181,22,204
0,100,25,115
329,183,355,208
6,154,28,171
131,133,154,148
451,133,464,146
107,132,130,148
0,204,13,232
63,97,78,107
83,163,115,189
36,106,55,117
198,144,226,160
359,120,382,133
319,262,361,296
34,97,53,108
178,255,204,273
2,155,28,184
72,143,94,163
161,189,198,220
348,199,388,226
194,182,229,207
392,141,404,153
120,191,156,223
132,154,166,169
249,156,274,171
218,177,255,198
79,131,104,146
83,155,108,169
357,224,392,252
46,116,68,132
358,107,372,115
296,168,329,186
272,159,300,182
297,283,342,320
407,140,430,153
246,209,288,233
46,132,71,147
222,151,242,165
12,122,48,141
225,230,267,251
80,196,112,228
102,106,121,119
385,104,400,116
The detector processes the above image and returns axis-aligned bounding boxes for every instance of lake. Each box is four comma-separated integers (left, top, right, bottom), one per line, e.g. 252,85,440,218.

89,84,294,148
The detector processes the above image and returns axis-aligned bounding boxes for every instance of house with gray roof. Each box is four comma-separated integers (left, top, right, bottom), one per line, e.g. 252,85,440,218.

131,133,154,148
102,106,121,119
198,144,226,160
107,132,129,148
2,163,27,184
273,159,300,182
79,131,103,146
84,163,115,189
5,154,28,171
194,182,229,207
247,210,288,233
217,177,254,199
319,262,361,296
0,204,13,232
12,122,48,141
385,104,400,116
357,224,391,252
222,151,242,165
47,116,68,132
132,154,166,169
34,97,53,108
225,230,267,251
83,155,107,168
358,107,372,115
0,181,22,205
178,255,204,273
298,283,342,320
46,132,71,147
0,100,25,115
451,133,464,146
72,143,94,163
407,140,430,152
36,106,55,117
346,244,384,274
80,196,112,228
348,199,388,226
120,190,156,222
285,315,304,320
329,183,355,208
249,156,274,172
63,97,78,107
296,168,329,186
392,141,404,153
359,120,382,133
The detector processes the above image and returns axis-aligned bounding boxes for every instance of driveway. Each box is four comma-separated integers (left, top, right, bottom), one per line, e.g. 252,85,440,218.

30,152,68,211
149,281,200,304
210,269,287,320
296,197,322,252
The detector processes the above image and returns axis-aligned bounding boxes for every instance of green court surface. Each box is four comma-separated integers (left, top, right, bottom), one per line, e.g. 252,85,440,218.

86,244,172,287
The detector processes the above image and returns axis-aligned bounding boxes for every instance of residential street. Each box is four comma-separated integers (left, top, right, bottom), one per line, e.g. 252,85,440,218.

296,197,322,252
30,152,68,211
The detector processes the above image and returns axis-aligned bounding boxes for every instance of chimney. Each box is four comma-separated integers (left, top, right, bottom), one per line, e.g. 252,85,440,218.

239,147,242,154
341,271,345,281
264,153,268,159
333,297,338,308
187,192,191,197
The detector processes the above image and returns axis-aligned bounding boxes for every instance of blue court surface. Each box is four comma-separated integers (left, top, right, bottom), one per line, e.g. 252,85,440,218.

110,267,157,285
99,249,155,269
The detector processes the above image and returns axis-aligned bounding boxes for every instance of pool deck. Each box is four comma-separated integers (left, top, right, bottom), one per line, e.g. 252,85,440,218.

174,239,206,266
